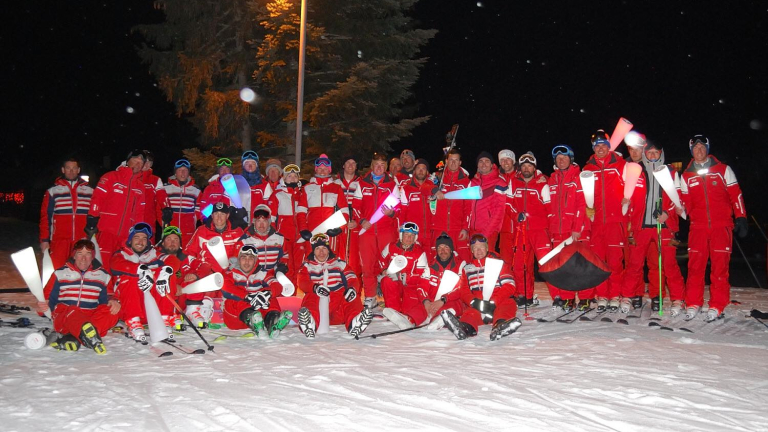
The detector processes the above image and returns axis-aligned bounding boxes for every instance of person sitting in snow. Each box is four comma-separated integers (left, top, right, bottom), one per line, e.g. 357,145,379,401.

296,233,372,338
110,223,177,343
440,234,522,341
378,222,430,329
38,239,119,354
221,245,292,338
418,233,468,330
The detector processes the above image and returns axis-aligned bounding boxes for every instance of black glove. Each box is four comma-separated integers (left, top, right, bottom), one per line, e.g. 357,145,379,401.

300,230,313,241
245,290,272,309
734,217,748,238
84,215,99,237
314,284,330,297
470,298,496,324
229,207,249,230
517,213,526,223
750,309,768,319
275,262,289,275
326,227,343,237
161,208,174,225
343,286,357,302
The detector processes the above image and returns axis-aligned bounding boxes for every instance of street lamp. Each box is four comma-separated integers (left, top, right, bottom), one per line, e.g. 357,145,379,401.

294,0,308,166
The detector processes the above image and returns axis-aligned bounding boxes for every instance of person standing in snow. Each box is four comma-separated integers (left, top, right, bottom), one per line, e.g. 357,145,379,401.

679,135,747,322
334,155,363,277
399,158,436,251
267,164,305,284
296,233,372,338
468,151,507,252
156,158,201,242
40,158,93,270
38,239,119,354
621,141,686,315
497,149,517,264
140,150,163,240
440,234,521,341
396,149,417,183
263,158,283,192
430,148,472,262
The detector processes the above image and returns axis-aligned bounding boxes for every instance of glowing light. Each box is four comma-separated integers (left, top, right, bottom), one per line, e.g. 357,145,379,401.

609,117,633,151
580,171,595,209
624,131,643,148
220,174,242,208
126,106,134,113
443,186,482,200
652,166,686,220
239,87,256,103
622,162,643,215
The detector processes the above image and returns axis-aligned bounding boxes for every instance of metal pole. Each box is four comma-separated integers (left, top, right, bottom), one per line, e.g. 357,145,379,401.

733,237,762,289
294,0,308,166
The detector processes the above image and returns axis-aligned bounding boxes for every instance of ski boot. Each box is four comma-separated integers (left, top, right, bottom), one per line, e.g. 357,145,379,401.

705,308,723,323
631,296,643,310
440,310,476,340
241,309,264,335
651,297,661,312
264,310,293,338
348,307,374,338
552,297,564,310
684,306,701,321
596,298,608,313
427,308,454,331
79,322,106,355
298,307,316,338
577,299,592,311
619,298,632,314
608,297,620,313
382,308,415,330
561,299,574,312
51,334,81,351
126,317,148,344
490,317,522,341
670,300,684,317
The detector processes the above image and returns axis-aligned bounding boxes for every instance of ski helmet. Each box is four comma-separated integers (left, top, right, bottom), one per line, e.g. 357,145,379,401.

689,135,709,155
591,129,610,147
551,145,575,161
400,221,419,242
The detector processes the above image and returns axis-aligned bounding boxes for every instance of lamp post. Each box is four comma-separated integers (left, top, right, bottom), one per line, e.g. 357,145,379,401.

294,0,308,166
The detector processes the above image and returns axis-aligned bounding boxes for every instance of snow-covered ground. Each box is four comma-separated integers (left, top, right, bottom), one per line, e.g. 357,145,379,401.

1,286,767,432
1,215,768,431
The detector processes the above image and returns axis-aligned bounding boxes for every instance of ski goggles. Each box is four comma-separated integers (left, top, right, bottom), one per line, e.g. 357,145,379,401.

315,157,332,167
518,153,536,165
400,222,419,234
253,208,271,220
129,222,153,239
162,225,182,238
551,145,574,159
283,164,301,174
73,239,96,252
216,158,233,167
239,245,258,257
174,159,191,169
689,135,709,148
469,234,488,245
311,233,329,245
241,150,259,162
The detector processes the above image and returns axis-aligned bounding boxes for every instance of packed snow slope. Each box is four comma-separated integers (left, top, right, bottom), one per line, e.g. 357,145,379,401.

1,286,767,432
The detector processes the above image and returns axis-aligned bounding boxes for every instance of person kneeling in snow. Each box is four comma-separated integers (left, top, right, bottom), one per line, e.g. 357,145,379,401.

221,245,292,338
441,234,522,341
38,239,120,354
110,223,177,343
296,233,372,338
379,222,429,328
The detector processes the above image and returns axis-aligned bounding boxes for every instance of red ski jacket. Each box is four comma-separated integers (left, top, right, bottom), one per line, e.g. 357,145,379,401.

468,166,507,236
507,172,551,232
583,151,627,225
548,164,588,237
353,172,400,238
89,166,146,239
40,178,93,243
430,168,471,233
679,155,746,229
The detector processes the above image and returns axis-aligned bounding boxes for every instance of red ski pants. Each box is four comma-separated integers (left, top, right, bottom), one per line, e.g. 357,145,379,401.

95,231,125,273
459,299,517,330
49,239,77,272
588,222,627,299
338,228,362,278
512,228,553,300
498,231,514,265
300,290,363,330
52,303,119,342
358,229,398,298
622,227,684,301
400,288,465,326
222,298,282,330
685,226,733,313
116,279,175,323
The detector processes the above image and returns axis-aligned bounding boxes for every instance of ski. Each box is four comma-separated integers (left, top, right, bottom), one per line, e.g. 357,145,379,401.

538,308,575,323
149,346,174,358
579,309,608,322
0,303,30,315
161,339,205,355
210,331,256,343
648,321,694,333
558,308,594,323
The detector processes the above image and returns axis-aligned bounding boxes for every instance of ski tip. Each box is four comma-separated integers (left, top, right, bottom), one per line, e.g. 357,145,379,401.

680,328,694,333
660,326,674,331
159,351,173,357
648,322,661,327
193,349,206,354
617,319,629,325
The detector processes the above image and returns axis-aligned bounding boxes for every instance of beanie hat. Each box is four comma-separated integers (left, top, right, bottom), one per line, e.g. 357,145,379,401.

341,155,357,166
400,149,416,161
435,232,454,251
415,158,429,169
498,149,516,163
265,158,282,176
252,204,271,220
476,151,494,165
212,202,230,215
591,129,610,148
518,151,537,168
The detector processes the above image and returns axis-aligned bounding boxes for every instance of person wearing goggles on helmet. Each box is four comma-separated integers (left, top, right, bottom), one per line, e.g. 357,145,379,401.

680,135,747,322
583,129,631,313
266,164,305,283
297,154,351,260
379,223,429,328
296,233,372,339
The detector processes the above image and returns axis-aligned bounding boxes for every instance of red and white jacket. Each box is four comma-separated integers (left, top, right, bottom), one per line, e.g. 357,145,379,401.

297,255,359,294
156,176,201,239
417,253,465,302
185,221,245,274
679,155,746,229
297,176,349,232
353,172,400,237
583,151,628,225
40,177,93,244
399,177,434,236
238,227,288,272
379,241,428,286
89,166,146,239
268,180,303,241
468,165,507,236
507,172,551,232
46,260,112,310
431,168,471,233
222,264,280,302
142,169,163,228
444,252,516,305
548,164,588,237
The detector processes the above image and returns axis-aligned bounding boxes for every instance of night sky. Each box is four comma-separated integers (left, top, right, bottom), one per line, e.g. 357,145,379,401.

4,1,768,219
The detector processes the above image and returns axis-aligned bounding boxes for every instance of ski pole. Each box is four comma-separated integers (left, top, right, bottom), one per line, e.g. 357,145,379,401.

749,315,768,330
164,293,215,352
521,223,532,320
733,237,763,289
750,215,768,242
657,198,663,317
355,323,429,340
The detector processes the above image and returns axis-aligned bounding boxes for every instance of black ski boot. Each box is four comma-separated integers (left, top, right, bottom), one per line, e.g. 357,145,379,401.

577,299,592,311
631,296,643,309
552,297,564,310
562,299,574,312
51,334,81,351
263,310,293,339
440,310,476,340
516,296,526,307
651,297,661,312
490,318,522,341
